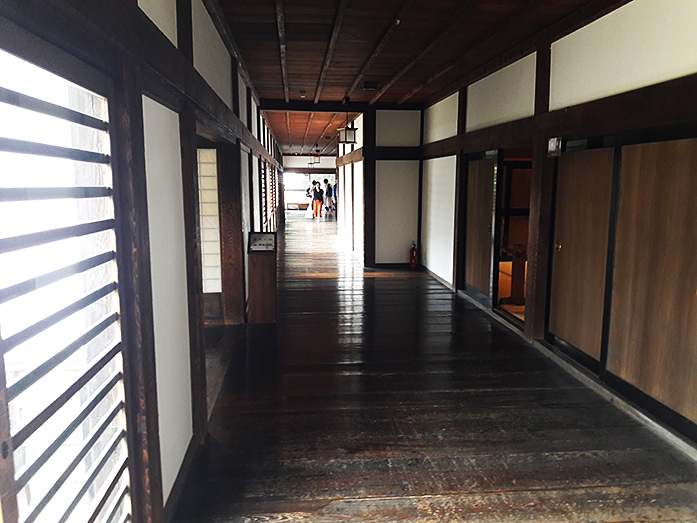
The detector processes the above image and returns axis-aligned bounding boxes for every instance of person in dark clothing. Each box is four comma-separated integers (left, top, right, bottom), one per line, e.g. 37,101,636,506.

312,181,324,219
323,178,334,212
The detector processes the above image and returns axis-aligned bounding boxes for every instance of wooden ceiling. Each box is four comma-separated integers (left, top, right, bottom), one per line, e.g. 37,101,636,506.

265,110,360,155
219,0,623,155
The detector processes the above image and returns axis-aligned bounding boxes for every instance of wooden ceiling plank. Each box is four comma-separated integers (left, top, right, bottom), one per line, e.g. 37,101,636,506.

314,112,339,151
300,111,314,153
320,134,337,154
397,0,536,105
369,0,475,105
345,0,415,100
314,0,350,104
275,0,290,103
285,111,292,151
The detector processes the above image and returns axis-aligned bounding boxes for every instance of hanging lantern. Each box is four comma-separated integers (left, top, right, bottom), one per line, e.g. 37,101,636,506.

337,124,357,144
313,145,321,164
307,160,314,168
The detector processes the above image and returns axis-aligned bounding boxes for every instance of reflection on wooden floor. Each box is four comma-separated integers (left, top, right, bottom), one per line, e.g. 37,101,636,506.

175,213,697,522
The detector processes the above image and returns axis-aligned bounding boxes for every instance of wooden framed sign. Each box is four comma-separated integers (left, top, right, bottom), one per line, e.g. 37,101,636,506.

248,232,277,252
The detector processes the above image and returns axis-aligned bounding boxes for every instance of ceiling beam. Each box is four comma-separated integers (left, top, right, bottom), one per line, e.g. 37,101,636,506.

285,111,292,152
274,0,290,103
300,112,314,154
369,1,475,105
397,0,536,105
314,112,339,151
314,0,349,104
345,0,415,100
320,135,337,154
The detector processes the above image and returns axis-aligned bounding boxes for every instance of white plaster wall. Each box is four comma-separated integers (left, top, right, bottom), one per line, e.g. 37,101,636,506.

141,96,192,503
353,161,364,259
551,0,697,111
343,165,353,248
283,155,336,169
466,53,536,132
138,0,177,45
375,161,419,263
421,156,457,285
238,73,248,126
424,93,458,144
376,111,421,147
338,165,345,230
252,100,258,138
192,0,232,108
354,114,364,149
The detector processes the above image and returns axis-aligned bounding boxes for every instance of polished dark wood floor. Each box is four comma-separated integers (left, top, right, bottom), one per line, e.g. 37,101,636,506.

175,212,697,522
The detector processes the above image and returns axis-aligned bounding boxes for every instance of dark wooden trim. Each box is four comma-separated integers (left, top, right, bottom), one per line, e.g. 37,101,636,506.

336,147,364,166
178,103,207,444
457,87,467,136
544,335,600,374
218,143,247,324
534,44,551,116
345,0,414,99
523,134,554,340
274,0,290,103
374,146,420,160
162,436,202,523
314,0,348,104
461,286,492,308
416,109,424,255
598,145,622,375
426,0,633,107
373,263,412,269
246,86,253,131
454,152,467,290
231,57,240,117
370,1,475,105
176,0,193,64
602,372,697,443
363,109,376,267
110,61,164,523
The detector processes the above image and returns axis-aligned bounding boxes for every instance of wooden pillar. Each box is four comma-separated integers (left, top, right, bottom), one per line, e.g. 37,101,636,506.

178,102,207,444
176,0,193,64
363,108,376,267
525,44,554,340
218,142,247,324
111,60,165,523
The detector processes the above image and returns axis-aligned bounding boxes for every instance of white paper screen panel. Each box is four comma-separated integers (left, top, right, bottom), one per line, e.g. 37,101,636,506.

192,0,232,108
466,53,536,132
376,111,421,147
424,93,458,144
550,0,697,111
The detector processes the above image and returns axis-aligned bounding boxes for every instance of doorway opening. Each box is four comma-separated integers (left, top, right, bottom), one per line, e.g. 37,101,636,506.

495,147,532,324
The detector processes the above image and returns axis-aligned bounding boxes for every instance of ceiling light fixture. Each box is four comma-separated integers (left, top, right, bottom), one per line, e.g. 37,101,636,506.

313,145,321,164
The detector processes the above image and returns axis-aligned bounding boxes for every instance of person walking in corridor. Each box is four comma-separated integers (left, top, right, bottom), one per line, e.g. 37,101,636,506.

312,180,324,219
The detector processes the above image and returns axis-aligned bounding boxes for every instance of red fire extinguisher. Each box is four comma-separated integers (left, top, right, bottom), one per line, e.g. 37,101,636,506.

409,241,418,269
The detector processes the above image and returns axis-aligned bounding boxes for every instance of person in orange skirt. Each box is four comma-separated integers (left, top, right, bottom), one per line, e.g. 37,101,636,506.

311,180,324,219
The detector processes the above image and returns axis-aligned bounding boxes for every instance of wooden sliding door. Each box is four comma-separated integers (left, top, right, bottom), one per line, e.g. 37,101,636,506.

465,158,496,298
548,148,613,361
608,138,697,423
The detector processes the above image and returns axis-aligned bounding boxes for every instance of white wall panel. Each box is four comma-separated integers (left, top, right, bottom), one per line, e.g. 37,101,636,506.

376,110,421,147
238,73,248,126
142,96,192,502
353,161,364,259
421,156,456,284
354,113,364,149
550,0,697,111
466,53,536,132
424,93,458,144
138,0,177,45
375,161,419,263
192,0,232,108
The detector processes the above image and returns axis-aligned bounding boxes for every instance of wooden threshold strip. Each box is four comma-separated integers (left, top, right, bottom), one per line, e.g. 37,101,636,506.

0,219,115,254
0,86,109,131
7,313,119,400
13,350,122,448
0,281,117,355
0,186,113,202
0,137,110,164
0,251,116,305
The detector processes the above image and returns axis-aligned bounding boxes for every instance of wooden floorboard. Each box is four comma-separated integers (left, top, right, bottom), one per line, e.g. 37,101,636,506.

174,212,697,522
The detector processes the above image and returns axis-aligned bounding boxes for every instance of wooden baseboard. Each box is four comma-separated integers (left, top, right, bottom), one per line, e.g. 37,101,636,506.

163,436,203,522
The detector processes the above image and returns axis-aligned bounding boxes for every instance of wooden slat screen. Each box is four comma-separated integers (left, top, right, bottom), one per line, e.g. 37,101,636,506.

0,48,131,523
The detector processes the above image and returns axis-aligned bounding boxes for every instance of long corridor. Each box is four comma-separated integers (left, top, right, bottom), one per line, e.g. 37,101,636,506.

175,213,697,522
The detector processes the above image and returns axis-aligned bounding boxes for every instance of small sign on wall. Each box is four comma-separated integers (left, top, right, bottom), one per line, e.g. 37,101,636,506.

548,137,562,157
248,232,276,252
